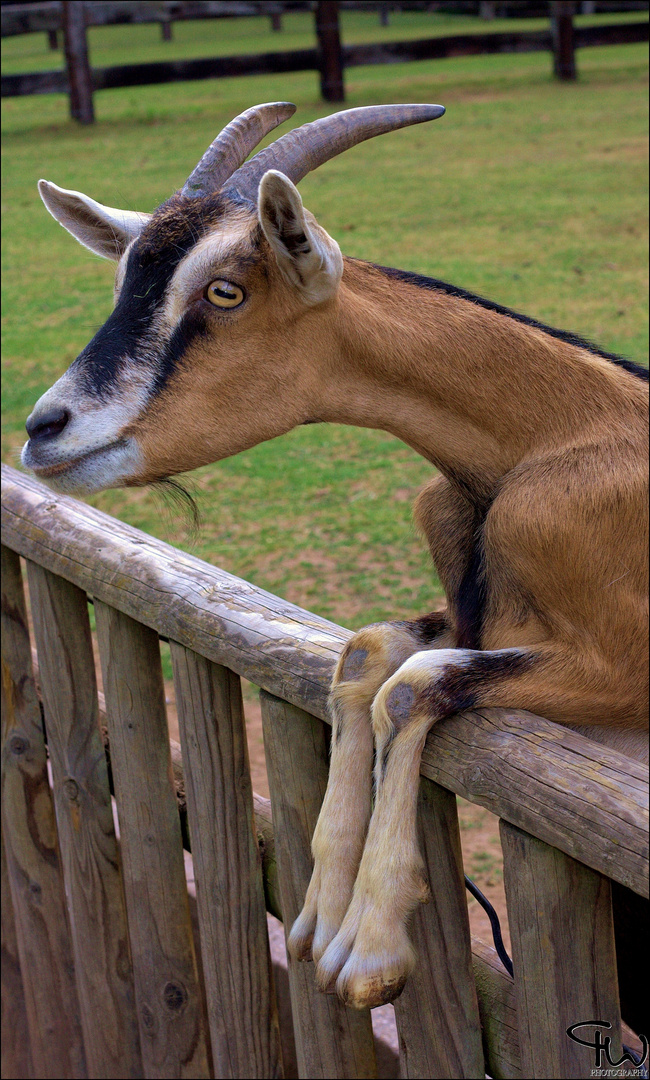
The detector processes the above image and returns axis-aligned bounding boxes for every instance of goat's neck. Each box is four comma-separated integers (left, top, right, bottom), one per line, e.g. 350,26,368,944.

314,259,635,500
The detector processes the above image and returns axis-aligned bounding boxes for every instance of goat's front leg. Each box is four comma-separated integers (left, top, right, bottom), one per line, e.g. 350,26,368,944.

315,645,542,1008
288,614,451,964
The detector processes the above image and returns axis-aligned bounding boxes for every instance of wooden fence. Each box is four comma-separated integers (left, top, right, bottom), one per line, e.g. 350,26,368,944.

2,1,649,118
1,461,648,1079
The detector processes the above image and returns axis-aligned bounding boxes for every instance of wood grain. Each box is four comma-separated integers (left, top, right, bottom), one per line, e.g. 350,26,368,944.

260,691,377,1080
1,544,87,1079
393,778,485,1079
1,829,33,1080
501,820,622,1079
471,938,521,1080
170,645,282,1079
419,706,648,899
2,466,646,897
94,601,209,1079
238,788,527,1079
26,561,143,1079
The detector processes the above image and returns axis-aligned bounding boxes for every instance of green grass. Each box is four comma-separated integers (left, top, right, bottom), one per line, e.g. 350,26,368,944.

2,19,648,629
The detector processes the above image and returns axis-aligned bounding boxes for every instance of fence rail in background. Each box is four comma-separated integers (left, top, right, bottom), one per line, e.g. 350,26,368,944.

2,462,648,1079
2,1,648,114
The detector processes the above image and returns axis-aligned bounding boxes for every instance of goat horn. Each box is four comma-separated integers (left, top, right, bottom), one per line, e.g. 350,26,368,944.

223,103,445,202
181,101,297,198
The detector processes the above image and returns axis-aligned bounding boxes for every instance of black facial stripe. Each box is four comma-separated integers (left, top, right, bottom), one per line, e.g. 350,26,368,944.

72,192,235,398
152,308,211,397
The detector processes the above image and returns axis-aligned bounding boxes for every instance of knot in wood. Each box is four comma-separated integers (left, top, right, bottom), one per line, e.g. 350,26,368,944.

9,734,29,755
163,980,188,1014
63,777,79,801
140,1002,157,1034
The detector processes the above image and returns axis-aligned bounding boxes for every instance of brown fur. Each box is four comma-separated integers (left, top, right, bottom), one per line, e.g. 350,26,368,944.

25,181,649,1013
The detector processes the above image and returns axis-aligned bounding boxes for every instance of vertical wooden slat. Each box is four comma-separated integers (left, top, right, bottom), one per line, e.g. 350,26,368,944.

1,829,34,1080
501,820,622,1079
260,691,377,1080
94,601,209,1080
1,545,87,1079
471,938,521,1080
26,562,143,1080
315,0,344,102
61,1,94,123
551,0,577,80
394,779,485,1078
170,644,283,1079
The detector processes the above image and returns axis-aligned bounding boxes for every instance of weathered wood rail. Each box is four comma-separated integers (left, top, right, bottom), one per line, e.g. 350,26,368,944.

2,462,648,1079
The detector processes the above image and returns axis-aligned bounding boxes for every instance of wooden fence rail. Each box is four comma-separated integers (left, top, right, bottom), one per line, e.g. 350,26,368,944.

2,462,648,1079
2,3,648,112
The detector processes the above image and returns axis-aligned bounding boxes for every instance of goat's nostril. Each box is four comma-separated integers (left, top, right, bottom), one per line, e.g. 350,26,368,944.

26,407,70,441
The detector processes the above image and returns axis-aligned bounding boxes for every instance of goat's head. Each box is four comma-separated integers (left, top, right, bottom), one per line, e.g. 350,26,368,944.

22,101,444,494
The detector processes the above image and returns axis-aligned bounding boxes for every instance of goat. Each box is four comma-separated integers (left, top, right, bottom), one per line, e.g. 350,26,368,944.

22,102,648,1017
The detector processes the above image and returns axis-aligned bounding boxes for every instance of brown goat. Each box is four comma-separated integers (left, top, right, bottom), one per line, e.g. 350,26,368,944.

22,103,648,1015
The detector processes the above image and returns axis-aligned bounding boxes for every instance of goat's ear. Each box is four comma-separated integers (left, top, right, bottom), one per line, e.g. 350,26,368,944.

38,180,151,260
258,170,343,305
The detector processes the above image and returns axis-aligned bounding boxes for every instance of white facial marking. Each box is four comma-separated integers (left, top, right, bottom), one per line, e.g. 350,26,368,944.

163,209,255,326
21,362,151,493
23,205,257,495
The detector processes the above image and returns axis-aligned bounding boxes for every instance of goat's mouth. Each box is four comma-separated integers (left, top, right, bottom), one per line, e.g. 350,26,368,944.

24,437,125,475
21,436,144,494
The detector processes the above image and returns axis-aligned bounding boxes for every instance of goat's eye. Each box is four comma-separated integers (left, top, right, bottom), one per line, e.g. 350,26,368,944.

205,279,244,308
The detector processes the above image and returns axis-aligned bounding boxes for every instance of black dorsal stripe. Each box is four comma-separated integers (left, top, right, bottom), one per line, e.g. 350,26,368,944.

369,263,649,382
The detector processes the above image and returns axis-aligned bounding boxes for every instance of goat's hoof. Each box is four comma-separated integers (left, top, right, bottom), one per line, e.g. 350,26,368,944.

337,968,408,1010
333,932,416,1009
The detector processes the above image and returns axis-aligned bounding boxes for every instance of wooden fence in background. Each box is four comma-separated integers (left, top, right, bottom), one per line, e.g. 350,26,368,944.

1,462,648,1079
2,1,648,119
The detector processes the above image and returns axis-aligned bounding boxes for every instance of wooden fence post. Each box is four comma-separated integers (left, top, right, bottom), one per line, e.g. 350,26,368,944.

501,820,622,1079
62,1,94,124
269,4,283,32
260,692,377,1079
26,563,143,1080
392,778,485,1079
1,546,86,1079
551,1,577,80
94,602,210,1079
1,831,34,1080
170,644,283,1079
47,29,59,50
315,1,344,103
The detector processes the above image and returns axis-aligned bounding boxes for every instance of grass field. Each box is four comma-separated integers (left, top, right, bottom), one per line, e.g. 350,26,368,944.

2,12,648,629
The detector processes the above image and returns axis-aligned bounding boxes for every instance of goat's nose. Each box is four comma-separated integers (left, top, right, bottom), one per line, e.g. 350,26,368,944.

26,407,70,441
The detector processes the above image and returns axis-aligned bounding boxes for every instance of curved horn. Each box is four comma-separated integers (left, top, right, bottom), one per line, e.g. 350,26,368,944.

223,103,445,202
181,101,297,198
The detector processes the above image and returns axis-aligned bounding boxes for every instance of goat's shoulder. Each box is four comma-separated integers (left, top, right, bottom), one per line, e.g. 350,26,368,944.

484,440,648,617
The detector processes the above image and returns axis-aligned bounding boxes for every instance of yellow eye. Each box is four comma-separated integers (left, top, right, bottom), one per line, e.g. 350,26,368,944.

205,279,244,308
